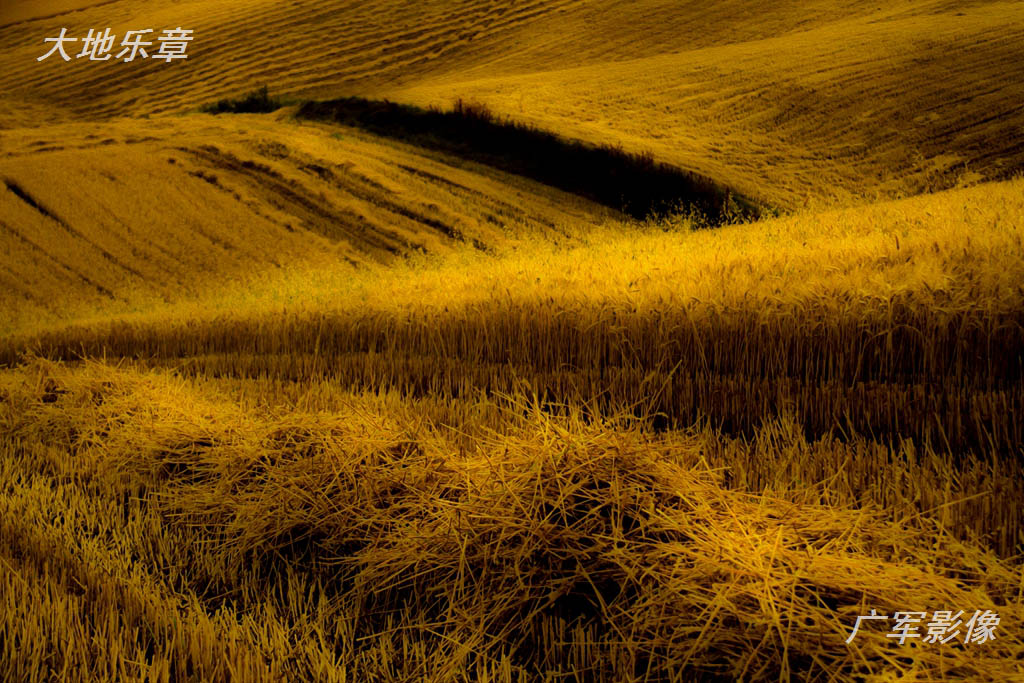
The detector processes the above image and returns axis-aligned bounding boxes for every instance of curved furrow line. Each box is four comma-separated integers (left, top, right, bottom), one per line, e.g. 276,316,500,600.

195,0,559,79
0,219,117,298
1,0,592,119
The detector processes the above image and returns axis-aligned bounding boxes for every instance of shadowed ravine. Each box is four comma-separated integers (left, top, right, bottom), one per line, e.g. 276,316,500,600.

296,97,769,224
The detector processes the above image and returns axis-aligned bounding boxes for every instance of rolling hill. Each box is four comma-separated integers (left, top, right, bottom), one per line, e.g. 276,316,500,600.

0,111,611,333
2,0,1023,680
2,0,1022,207
3,176,1024,681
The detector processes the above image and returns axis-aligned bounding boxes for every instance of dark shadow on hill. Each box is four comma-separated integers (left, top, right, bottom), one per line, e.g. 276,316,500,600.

201,85,285,115
297,97,769,224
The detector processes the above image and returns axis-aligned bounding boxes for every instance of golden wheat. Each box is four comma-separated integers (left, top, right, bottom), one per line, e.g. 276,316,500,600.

7,179,1022,456
2,2,1023,677
2,358,1021,681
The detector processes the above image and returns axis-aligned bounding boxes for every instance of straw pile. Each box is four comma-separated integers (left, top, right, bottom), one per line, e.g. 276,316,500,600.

2,358,1020,681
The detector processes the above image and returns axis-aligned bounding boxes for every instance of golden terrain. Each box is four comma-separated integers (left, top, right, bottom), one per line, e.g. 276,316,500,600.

3,0,1024,207
0,113,603,333
1,0,1023,680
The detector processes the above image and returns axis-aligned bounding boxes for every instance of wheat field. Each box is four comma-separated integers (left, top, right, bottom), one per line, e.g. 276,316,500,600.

2,1,1023,681
4,1,1023,207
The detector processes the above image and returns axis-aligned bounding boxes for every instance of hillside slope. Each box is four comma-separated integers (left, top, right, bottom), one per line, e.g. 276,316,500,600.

2,3,1023,678
0,112,608,334
2,1,1022,205
3,178,1023,680
6,177,1023,465
395,1,1024,207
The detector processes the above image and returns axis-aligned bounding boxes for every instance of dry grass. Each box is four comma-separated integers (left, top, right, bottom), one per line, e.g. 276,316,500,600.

2,2,1023,678
1,358,1021,682
2,186,1023,680
1,177,1022,679
7,178,1023,456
